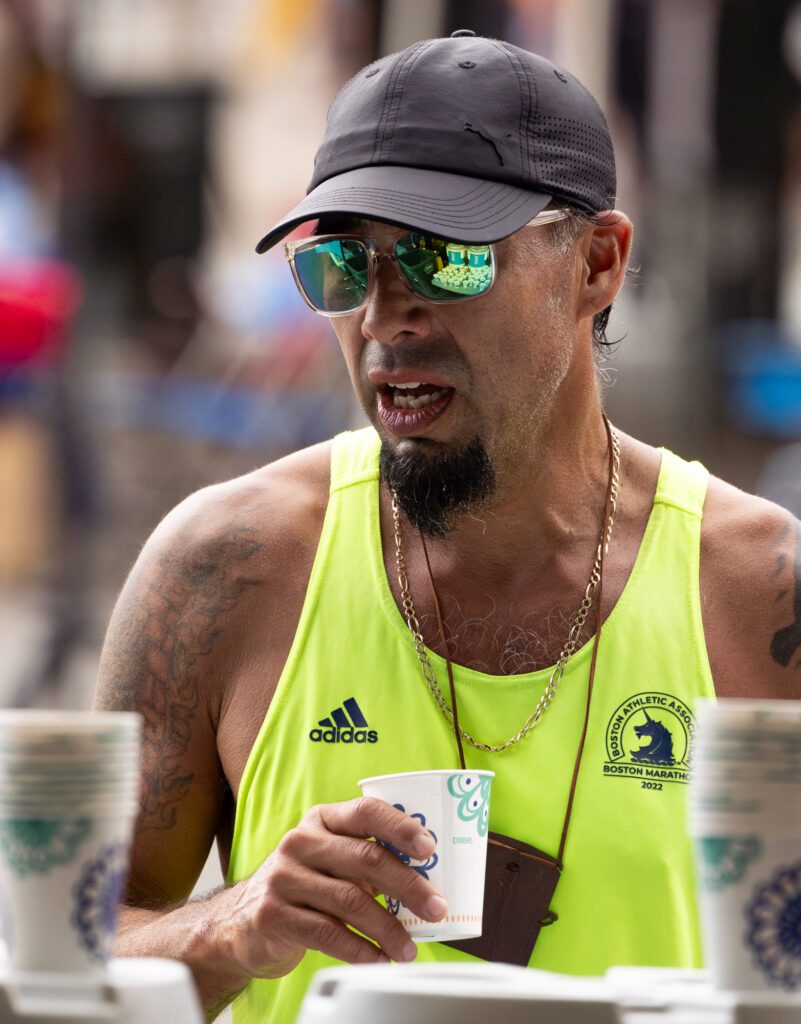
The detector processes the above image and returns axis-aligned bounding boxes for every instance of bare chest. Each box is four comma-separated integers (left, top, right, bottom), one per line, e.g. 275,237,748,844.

391,554,635,676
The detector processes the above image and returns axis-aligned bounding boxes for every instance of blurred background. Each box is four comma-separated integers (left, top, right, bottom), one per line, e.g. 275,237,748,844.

4,0,801,705
1,0,801,951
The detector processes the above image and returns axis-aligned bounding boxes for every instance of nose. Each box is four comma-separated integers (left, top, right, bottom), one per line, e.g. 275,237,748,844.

360,254,434,344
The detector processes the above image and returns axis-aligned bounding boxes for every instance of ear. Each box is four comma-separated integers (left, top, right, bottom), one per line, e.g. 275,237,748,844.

576,210,633,320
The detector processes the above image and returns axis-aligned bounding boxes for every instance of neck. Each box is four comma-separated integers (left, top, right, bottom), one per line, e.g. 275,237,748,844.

396,398,612,581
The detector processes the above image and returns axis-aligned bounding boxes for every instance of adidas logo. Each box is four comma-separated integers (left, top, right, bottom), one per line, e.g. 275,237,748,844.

309,697,378,744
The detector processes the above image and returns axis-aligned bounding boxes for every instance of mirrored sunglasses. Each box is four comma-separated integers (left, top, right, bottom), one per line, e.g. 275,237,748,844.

283,210,572,317
283,231,496,316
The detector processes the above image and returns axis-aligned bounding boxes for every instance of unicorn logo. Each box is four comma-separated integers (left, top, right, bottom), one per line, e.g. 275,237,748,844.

631,710,675,766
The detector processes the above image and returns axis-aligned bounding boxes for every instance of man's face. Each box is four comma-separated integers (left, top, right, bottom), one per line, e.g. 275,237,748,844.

326,217,583,532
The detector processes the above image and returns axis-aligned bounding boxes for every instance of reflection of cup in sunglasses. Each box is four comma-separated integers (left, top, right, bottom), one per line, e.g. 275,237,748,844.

445,243,467,266
431,241,492,295
467,246,490,268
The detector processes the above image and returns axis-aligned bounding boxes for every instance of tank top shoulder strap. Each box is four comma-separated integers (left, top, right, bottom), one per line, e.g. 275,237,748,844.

653,447,709,519
330,427,381,493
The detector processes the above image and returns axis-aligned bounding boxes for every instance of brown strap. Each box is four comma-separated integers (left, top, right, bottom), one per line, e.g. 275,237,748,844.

420,532,466,771
417,413,617,868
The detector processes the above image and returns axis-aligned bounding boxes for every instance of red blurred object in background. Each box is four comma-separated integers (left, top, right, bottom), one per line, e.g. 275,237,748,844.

0,261,82,368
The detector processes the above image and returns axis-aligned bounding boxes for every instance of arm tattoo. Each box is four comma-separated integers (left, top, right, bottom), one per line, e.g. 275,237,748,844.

99,527,264,830
770,521,801,670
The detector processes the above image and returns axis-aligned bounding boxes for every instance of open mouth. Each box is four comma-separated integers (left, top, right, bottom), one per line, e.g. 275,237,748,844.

383,382,452,408
375,381,455,435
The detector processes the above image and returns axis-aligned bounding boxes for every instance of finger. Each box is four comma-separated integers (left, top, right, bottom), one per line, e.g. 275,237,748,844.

286,865,417,963
296,833,447,924
273,904,396,967
314,797,436,860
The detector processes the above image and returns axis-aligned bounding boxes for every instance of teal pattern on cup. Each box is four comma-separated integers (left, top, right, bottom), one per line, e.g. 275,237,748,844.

697,836,762,891
0,818,92,877
448,773,491,837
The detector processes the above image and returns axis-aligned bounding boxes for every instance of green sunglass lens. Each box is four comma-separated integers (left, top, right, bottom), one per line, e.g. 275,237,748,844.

294,240,368,313
395,233,493,300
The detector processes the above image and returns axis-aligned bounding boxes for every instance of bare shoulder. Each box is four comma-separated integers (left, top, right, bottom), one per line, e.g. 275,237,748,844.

700,472,801,699
96,437,333,725
93,440,332,903
147,437,333,559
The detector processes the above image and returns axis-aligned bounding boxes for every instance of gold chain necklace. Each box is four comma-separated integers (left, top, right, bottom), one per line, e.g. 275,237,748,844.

391,425,621,753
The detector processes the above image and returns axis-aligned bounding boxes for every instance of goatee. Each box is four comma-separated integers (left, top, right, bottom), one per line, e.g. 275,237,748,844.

380,436,496,537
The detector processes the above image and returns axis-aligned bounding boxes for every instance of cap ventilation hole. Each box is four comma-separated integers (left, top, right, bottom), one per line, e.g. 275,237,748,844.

528,115,615,210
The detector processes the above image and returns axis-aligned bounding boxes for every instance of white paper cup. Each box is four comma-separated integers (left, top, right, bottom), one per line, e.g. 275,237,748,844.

693,827,801,992
0,810,135,973
359,769,494,942
691,699,801,992
0,710,142,973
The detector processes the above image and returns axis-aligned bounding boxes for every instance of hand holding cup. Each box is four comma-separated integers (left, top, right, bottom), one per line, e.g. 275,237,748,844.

359,770,494,943
215,796,449,978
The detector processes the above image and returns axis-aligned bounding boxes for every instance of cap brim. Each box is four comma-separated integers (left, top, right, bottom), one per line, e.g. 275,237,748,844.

255,165,552,253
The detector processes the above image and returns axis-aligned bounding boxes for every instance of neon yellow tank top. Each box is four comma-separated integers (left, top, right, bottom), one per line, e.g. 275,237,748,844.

228,427,715,1023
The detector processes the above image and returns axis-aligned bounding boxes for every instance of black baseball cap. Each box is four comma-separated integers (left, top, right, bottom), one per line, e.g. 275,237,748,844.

256,31,616,253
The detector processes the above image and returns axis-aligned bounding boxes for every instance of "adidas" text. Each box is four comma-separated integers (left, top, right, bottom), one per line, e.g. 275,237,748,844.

309,697,378,744
308,727,378,744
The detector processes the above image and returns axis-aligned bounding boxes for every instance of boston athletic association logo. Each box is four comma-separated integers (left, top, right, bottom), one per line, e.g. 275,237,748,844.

603,692,695,787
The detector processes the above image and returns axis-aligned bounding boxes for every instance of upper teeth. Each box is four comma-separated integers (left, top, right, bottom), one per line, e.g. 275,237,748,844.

392,387,448,409
394,382,423,389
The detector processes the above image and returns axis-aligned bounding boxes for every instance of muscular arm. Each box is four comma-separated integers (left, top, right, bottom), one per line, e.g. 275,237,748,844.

94,484,269,1012
93,453,446,1019
701,477,801,699
97,517,262,841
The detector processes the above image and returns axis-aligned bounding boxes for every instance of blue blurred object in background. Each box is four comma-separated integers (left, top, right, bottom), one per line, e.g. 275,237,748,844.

721,319,801,438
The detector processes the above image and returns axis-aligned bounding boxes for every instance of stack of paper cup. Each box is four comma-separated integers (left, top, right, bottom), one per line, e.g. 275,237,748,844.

689,698,801,992
0,710,141,973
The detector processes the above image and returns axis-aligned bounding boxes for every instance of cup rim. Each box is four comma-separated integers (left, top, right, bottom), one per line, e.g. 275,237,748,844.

0,788,140,800
0,745,141,751
0,800,140,813
698,697,801,715
359,769,495,787
0,770,138,779
0,759,140,767
0,710,140,729
0,787,138,794
0,763,140,771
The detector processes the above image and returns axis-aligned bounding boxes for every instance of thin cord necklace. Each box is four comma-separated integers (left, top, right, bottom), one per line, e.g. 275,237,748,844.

392,419,621,753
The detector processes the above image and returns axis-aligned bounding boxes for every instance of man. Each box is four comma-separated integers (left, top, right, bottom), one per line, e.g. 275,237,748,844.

94,32,801,1024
